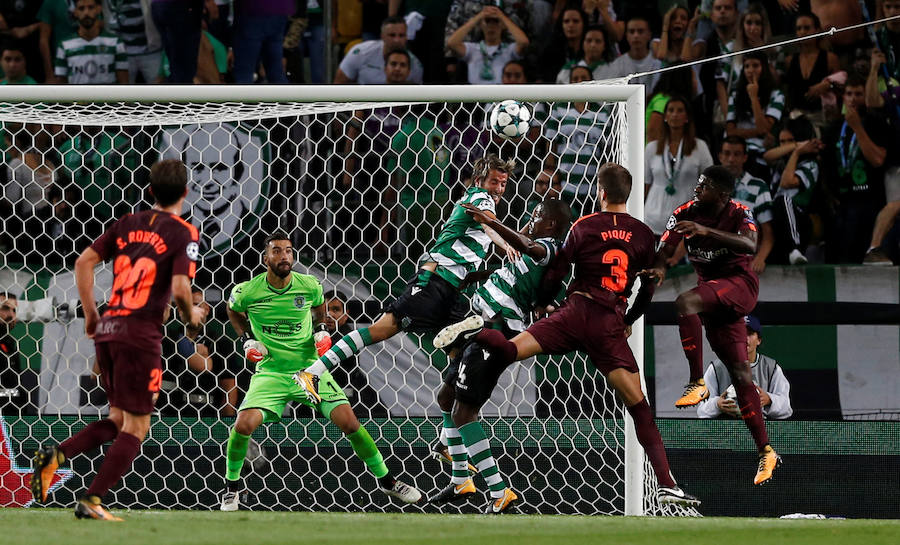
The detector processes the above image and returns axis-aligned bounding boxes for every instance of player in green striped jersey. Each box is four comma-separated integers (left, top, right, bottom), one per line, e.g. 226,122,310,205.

296,155,517,487
426,198,572,513
220,232,420,511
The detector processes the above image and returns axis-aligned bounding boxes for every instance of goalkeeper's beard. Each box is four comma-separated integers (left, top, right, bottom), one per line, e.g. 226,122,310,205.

271,262,292,278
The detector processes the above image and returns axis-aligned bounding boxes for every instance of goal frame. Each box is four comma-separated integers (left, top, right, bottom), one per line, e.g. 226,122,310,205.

0,83,648,515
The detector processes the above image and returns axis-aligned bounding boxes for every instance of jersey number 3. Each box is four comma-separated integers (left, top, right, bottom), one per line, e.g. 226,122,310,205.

109,255,157,310
601,249,628,293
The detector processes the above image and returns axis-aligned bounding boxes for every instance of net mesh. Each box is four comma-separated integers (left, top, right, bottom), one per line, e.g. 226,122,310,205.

0,93,696,516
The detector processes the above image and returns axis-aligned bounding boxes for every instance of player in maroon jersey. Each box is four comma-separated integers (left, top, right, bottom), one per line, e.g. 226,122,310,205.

472,163,700,506
642,165,781,485
30,159,207,520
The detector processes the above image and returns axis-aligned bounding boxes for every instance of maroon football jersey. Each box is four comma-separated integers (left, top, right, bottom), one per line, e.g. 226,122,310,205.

90,210,199,349
542,211,656,305
660,199,757,282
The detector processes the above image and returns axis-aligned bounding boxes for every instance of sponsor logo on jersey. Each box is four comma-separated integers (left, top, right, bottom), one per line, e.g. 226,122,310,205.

260,320,305,337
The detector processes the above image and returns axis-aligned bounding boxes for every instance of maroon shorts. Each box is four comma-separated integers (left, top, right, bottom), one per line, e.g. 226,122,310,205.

95,340,162,414
527,294,637,375
693,275,758,365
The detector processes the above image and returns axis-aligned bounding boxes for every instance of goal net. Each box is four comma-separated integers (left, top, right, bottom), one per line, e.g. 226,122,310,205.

0,85,695,516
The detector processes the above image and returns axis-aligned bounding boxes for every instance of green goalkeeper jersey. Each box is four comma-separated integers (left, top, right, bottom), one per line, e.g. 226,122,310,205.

427,186,496,288
228,271,325,374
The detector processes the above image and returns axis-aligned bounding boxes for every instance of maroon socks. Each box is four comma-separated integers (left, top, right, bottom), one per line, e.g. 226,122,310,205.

474,328,517,365
733,379,770,450
85,432,142,498
59,419,119,459
677,313,704,382
626,399,676,488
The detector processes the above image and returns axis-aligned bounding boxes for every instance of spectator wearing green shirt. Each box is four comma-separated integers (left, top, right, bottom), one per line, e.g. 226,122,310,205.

0,43,37,85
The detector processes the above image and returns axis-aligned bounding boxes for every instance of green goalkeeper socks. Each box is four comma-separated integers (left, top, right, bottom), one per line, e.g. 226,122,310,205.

459,421,507,498
225,430,251,482
310,327,375,375
443,411,469,485
348,427,389,479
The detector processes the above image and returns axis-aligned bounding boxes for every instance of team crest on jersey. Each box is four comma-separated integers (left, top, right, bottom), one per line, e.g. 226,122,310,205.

294,295,305,309
186,242,199,261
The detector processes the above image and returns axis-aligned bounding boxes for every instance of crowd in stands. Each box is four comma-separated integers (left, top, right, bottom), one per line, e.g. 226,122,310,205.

0,1,894,268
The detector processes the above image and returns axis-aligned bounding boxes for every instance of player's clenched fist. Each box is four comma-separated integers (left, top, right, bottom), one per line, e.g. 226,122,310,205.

243,338,268,363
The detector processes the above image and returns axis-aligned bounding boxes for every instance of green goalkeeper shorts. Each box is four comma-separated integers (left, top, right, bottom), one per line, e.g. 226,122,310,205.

239,370,349,422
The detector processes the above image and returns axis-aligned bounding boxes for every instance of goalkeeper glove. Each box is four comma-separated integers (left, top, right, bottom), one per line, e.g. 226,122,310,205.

240,332,268,363
314,323,332,356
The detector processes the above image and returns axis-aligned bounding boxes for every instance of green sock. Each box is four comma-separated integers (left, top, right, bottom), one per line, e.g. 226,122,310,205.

459,421,507,497
318,327,374,371
225,430,250,482
443,411,469,485
348,427,389,479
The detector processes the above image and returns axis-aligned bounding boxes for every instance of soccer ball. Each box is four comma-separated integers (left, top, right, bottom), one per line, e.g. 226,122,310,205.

490,100,531,140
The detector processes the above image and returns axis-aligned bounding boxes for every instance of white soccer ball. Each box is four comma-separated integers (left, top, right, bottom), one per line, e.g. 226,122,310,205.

490,99,531,140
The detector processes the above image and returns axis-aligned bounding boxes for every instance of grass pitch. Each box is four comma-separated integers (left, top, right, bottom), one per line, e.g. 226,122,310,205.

0,510,897,545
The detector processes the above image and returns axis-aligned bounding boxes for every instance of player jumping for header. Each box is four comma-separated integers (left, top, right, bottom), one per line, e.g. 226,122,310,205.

641,165,780,485
427,197,572,513
294,155,517,488
31,159,208,520
470,163,700,507
220,231,421,510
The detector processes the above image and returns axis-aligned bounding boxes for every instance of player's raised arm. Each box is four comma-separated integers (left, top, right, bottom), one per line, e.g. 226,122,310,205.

462,203,547,261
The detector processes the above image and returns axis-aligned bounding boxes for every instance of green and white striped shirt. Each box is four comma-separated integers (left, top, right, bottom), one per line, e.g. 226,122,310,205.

544,102,610,196
428,186,496,287
106,0,157,56
473,237,560,332
726,88,785,155
774,157,818,209
734,171,773,224
55,32,127,84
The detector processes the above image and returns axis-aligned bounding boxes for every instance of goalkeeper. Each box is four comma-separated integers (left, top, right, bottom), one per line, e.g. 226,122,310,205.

220,231,421,511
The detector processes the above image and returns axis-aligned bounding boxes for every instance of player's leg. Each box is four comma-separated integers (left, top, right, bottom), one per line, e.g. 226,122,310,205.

429,347,478,505
432,347,478,477
32,344,122,504
325,397,421,503
710,322,781,485
674,286,714,407
222,371,290,510
32,413,122,505
75,408,151,521
220,408,264,511
474,329,544,365
606,368,699,506
305,312,400,377
450,344,517,514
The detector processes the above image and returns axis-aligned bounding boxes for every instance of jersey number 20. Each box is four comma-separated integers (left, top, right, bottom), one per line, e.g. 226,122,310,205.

109,255,157,310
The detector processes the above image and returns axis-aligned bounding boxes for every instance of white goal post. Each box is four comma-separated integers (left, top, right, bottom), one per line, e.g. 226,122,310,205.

0,83,694,516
